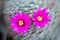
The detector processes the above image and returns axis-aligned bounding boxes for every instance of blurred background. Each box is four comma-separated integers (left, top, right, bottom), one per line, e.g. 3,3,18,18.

0,0,13,40
0,0,60,40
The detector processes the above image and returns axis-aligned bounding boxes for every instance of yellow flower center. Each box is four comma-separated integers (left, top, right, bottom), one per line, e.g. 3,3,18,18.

18,20,24,26
37,16,43,21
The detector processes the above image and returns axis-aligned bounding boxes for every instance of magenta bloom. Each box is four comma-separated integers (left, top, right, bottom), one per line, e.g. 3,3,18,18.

33,7,51,28
10,11,31,34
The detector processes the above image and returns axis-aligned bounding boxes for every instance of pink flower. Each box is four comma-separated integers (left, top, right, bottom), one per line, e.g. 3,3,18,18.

33,7,51,29
10,11,31,34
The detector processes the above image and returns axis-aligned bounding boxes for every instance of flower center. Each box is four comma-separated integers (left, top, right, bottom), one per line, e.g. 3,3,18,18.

37,16,43,21
18,20,24,26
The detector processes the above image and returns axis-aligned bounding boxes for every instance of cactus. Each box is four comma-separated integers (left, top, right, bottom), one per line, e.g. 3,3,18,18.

3,0,60,40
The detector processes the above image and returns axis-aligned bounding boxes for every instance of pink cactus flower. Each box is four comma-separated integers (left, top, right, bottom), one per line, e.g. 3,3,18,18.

33,7,51,29
10,11,31,34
